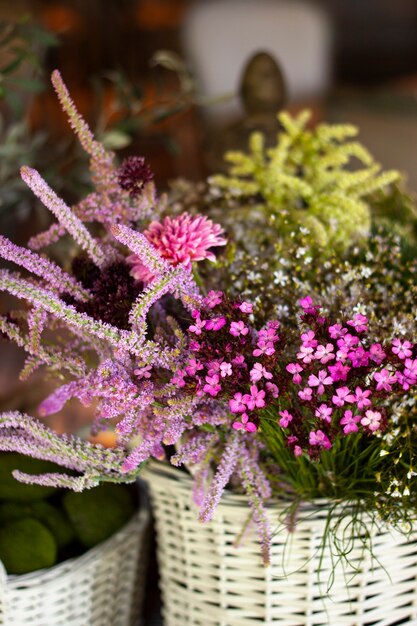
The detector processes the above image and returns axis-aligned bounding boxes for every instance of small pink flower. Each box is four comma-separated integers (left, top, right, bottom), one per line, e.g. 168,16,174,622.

243,385,266,410
294,445,303,457
185,359,203,376
232,354,246,367
238,301,253,313
172,370,186,387
354,386,372,409
229,393,246,414
328,362,350,382
230,321,249,337
250,363,273,383
207,360,220,376
340,410,361,434
266,382,279,398
259,327,279,343
232,413,257,432
279,410,293,427
301,330,318,348
253,340,275,357
309,430,332,449
286,362,303,384
205,316,227,331
348,345,369,367
134,365,152,379
203,374,221,397
220,362,232,378
328,324,348,339
374,369,397,392
315,343,335,364
392,339,413,360
298,387,313,401
402,359,417,389
297,345,315,364
332,386,355,407
347,314,368,333
299,296,317,314
315,404,333,422
189,317,206,335
361,410,382,432
398,359,417,390
369,343,386,365
337,334,359,350
204,290,223,308
308,370,333,395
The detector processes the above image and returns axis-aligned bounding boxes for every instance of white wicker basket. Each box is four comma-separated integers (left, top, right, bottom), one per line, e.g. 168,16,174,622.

0,480,150,626
144,462,417,626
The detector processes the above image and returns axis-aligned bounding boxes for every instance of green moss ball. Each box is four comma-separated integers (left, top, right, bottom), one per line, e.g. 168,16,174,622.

63,484,135,549
0,518,57,574
0,454,59,502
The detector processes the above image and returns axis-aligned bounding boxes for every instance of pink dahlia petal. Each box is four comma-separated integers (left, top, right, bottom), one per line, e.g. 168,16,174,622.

138,212,226,272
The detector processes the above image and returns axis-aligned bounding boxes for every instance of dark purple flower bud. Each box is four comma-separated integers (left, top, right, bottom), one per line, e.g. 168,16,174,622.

117,156,154,197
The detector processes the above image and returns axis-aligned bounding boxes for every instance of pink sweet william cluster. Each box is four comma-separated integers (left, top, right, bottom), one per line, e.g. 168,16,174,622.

171,290,281,433
172,292,416,460
278,296,416,459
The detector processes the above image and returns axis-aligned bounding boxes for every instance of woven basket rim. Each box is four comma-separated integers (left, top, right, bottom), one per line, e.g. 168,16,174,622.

1,478,150,586
143,460,359,513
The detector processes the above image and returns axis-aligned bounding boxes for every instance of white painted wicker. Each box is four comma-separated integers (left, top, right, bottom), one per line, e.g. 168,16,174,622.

0,480,150,626
144,462,417,626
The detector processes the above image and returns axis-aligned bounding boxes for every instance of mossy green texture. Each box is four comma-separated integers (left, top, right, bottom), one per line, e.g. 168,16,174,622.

211,110,400,253
0,453,59,501
62,483,135,548
0,518,57,574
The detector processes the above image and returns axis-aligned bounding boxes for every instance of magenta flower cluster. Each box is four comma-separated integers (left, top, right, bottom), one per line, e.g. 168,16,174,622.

172,292,416,460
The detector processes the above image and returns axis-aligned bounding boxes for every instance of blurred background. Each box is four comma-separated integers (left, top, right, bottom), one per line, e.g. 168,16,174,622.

0,0,416,450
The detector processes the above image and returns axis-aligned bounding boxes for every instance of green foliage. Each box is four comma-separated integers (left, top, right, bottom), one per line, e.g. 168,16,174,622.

0,16,58,116
369,182,417,259
210,110,400,253
0,517,57,574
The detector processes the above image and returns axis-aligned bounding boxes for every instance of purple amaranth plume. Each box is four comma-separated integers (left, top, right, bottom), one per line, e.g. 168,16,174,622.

0,412,137,490
28,72,162,251
0,314,85,378
198,431,241,523
237,452,272,566
0,234,90,301
27,307,48,354
51,69,117,195
21,166,106,268
0,268,195,368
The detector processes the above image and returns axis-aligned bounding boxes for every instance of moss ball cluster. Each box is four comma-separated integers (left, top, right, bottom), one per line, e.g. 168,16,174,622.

0,453,136,575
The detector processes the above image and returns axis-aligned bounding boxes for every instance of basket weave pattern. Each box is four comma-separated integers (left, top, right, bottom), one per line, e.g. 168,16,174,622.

145,463,417,626
0,481,150,626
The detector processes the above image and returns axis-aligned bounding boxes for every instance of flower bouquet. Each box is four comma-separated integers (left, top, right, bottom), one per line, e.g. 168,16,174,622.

0,72,417,625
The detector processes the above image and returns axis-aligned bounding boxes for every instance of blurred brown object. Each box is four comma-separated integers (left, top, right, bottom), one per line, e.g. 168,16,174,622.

135,0,188,30
205,51,286,173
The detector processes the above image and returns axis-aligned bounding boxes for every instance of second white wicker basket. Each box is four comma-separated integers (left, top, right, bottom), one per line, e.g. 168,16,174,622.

0,480,150,626
144,462,417,626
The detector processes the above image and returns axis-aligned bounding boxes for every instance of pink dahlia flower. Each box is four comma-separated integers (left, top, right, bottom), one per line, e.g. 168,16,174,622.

128,213,227,282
